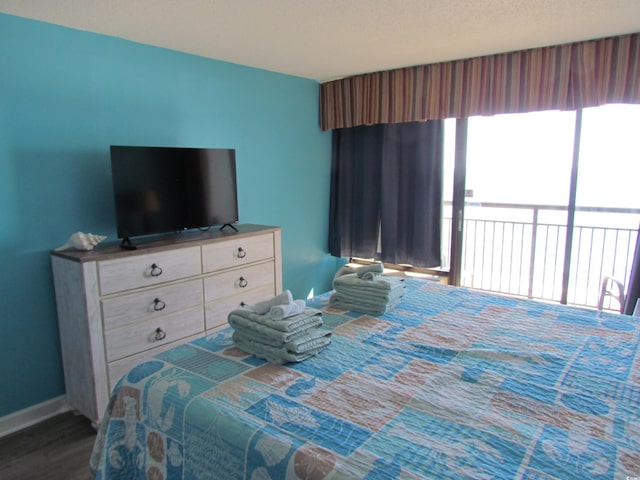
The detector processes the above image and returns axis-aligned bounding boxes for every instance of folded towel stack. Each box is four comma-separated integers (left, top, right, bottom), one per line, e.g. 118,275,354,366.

330,263,406,315
228,290,331,364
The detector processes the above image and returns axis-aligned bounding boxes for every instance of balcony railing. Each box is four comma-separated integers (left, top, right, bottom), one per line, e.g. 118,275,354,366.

442,202,640,312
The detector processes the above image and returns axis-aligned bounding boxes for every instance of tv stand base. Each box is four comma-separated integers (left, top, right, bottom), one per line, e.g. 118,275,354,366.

120,237,137,250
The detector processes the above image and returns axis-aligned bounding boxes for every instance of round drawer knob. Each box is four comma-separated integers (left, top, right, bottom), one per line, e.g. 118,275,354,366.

154,327,167,341
239,276,248,288
237,247,247,259
150,263,163,277
153,298,166,311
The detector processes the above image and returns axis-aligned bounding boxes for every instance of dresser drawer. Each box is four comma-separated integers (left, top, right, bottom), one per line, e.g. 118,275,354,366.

204,261,275,303
107,332,203,391
202,233,274,273
205,284,275,330
98,246,202,295
104,307,204,362
102,279,204,331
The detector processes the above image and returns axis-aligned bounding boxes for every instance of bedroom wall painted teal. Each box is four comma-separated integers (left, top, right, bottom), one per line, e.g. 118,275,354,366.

0,13,339,417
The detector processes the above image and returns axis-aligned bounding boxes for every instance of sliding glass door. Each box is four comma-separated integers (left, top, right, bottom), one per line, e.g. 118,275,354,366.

456,111,575,299
570,104,640,309
444,104,640,310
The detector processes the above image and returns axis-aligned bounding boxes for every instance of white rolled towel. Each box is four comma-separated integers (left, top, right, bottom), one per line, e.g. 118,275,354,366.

360,271,380,280
250,290,293,315
356,263,384,279
269,299,306,320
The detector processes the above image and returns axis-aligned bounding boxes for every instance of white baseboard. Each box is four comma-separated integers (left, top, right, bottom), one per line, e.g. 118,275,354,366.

0,396,70,438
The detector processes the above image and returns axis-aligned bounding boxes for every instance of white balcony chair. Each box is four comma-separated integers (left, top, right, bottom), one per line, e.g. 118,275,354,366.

597,276,626,314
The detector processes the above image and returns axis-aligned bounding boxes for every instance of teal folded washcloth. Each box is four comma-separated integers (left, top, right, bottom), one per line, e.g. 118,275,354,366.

233,330,331,364
334,283,406,304
228,307,322,332
284,328,332,353
228,311,322,346
329,293,401,315
334,274,405,291
228,321,322,348
332,265,358,287
269,299,306,320
331,292,402,310
332,263,385,286
250,290,293,315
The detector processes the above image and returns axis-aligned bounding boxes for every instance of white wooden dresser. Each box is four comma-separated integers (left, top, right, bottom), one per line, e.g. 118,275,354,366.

51,224,282,424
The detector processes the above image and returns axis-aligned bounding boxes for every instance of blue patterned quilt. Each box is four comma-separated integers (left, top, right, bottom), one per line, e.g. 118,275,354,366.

90,279,640,479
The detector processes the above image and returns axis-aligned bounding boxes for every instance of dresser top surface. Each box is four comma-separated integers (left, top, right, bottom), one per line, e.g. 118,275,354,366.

51,224,281,263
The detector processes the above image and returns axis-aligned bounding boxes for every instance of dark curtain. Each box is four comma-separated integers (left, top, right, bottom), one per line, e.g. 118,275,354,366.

329,120,444,268
380,122,443,267
623,227,640,315
328,124,383,259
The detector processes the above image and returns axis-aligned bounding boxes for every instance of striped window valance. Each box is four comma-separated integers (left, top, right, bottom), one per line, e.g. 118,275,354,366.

320,33,640,131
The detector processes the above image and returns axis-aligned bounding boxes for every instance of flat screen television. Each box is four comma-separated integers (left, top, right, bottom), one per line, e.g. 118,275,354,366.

110,146,238,248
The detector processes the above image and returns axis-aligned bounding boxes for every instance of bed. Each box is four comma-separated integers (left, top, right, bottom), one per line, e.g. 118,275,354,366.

90,278,640,479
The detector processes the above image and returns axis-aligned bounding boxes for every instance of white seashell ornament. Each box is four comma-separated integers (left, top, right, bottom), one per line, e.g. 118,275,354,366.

55,232,107,251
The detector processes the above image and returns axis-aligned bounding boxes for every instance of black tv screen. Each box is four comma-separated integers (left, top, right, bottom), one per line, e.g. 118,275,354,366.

110,146,238,240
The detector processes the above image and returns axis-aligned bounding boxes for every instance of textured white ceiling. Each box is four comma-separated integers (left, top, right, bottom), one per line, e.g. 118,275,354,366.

1,0,639,82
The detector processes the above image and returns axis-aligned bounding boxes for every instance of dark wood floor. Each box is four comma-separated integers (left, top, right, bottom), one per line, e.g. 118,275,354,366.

0,411,96,480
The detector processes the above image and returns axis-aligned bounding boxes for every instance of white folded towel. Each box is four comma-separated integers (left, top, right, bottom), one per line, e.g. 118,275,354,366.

269,299,306,320
250,290,293,315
